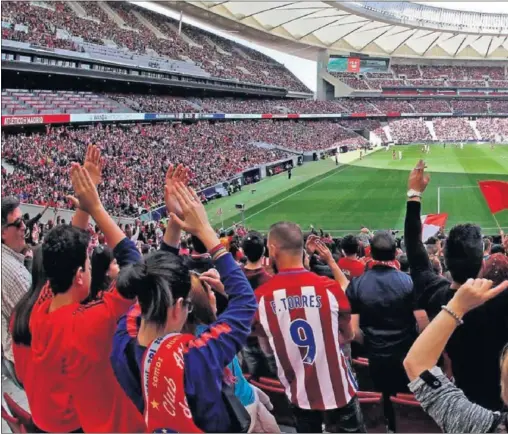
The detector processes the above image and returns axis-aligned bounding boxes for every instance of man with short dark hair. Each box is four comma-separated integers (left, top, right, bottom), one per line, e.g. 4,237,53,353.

26,162,145,433
240,231,276,378
1,196,31,385
346,230,417,432
405,160,508,411
338,235,365,279
254,221,365,433
241,231,271,290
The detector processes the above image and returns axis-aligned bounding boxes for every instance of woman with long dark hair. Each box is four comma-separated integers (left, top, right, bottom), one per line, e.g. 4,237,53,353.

111,175,257,433
11,245,47,385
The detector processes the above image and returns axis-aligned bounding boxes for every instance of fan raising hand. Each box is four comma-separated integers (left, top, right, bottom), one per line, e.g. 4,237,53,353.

169,182,211,238
164,164,190,219
83,144,104,186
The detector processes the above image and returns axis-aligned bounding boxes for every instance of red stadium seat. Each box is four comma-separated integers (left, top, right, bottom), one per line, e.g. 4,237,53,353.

3,393,33,431
352,358,375,391
249,377,295,427
390,394,441,433
357,391,385,433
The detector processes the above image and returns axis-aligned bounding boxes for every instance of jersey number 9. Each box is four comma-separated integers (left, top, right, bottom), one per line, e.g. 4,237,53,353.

289,319,316,365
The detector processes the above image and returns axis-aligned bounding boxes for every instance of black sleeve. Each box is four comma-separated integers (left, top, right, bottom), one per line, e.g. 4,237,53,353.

346,280,360,315
160,241,179,256
404,201,448,311
26,213,43,229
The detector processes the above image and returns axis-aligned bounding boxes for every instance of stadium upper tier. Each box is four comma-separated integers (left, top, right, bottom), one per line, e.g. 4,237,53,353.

0,1,310,92
173,1,508,59
329,65,508,90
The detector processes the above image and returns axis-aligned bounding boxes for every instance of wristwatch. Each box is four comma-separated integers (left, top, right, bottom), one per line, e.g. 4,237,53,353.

407,189,422,198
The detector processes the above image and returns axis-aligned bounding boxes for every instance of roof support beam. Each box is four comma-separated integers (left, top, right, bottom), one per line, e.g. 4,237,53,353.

485,37,494,58
270,9,341,30
390,29,418,54
360,27,393,50
297,17,368,40
327,20,372,46
209,1,229,9
422,33,442,56
240,2,294,20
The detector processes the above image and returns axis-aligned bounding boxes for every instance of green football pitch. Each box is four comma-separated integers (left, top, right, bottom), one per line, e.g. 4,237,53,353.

205,144,508,235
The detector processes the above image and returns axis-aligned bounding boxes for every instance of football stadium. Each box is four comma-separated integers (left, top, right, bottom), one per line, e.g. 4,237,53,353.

1,1,508,433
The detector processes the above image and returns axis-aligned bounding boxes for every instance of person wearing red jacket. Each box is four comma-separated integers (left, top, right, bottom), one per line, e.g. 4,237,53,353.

25,153,146,432
338,235,365,280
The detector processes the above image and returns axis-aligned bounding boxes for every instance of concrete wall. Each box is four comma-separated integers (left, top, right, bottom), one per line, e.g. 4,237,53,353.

19,203,136,225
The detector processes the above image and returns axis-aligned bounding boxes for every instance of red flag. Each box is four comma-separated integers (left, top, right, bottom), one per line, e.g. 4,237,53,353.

478,180,508,214
421,213,448,241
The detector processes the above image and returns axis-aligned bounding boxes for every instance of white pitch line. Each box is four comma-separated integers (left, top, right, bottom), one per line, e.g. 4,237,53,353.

243,165,352,223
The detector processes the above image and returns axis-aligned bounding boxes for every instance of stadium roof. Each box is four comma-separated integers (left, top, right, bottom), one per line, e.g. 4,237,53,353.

162,1,508,60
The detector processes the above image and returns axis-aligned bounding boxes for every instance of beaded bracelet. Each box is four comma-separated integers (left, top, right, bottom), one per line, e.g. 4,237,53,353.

441,305,464,326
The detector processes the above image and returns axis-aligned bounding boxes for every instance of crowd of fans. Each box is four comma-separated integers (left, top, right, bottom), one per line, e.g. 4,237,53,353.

433,117,475,141
476,117,508,141
389,118,432,142
1,149,507,434
451,99,489,113
1,1,310,92
1,122,293,216
108,94,200,114
1,120,370,217
330,64,507,90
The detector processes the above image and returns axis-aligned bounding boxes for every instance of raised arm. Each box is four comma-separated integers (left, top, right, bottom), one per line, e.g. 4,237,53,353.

169,181,257,369
69,163,140,267
26,204,50,229
314,239,350,291
162,164,190,250
404,160,433,273
403,279,508,433
169,182,256,432
71,145,102,231
404,161,447,307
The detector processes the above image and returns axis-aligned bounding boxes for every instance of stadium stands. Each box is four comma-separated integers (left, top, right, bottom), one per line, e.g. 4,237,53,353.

1,90,131,115
389,118,432,142
329,64,508,90
1,1,310,92
1,120,369,216
433,117,475,141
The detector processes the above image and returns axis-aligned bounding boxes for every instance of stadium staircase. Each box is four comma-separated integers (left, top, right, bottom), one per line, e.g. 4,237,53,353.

30,1,54,11
232,46,253,61
98,2,128,28
131,10,169,40
158,20,203,47
425,121,438,141
67,1,90,20
382,124,394,142
469,120,483,140
201,34,231,55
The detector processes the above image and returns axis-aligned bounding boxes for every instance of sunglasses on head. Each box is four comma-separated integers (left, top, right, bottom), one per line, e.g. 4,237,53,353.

4,218,24,229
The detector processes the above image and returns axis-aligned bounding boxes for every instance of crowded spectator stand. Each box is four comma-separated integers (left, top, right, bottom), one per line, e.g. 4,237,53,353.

2,147,507,433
